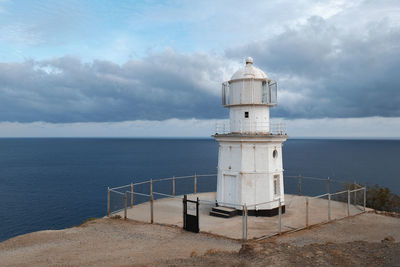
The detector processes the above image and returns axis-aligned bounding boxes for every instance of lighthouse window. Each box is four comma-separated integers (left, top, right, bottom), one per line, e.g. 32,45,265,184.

244,111,249,118
274,175,280,196
273,149,278,158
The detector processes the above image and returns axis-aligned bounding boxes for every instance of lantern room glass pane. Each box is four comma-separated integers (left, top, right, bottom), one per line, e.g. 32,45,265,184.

262,81,268,104
222,82,230,105
270,81,277,104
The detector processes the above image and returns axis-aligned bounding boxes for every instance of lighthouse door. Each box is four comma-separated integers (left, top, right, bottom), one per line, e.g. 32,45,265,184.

223,174,237,206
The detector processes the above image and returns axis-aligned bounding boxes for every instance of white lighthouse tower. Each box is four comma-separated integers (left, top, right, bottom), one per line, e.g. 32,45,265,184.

213,57,288,216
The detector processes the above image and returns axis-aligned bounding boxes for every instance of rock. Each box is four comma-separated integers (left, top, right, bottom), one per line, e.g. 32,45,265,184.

303,252,313,258
382,236,395,243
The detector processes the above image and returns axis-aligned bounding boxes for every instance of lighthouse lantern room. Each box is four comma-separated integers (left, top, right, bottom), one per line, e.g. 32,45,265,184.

214,57,288,216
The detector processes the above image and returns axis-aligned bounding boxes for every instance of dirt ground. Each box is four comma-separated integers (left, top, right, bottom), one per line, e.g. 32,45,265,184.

0,218,240,266
0,212,399,266
169,212,400,266
169,241,400,266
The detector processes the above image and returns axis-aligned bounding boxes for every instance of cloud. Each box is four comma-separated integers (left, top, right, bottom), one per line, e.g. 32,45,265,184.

0,50,234,123
226,9,400,118
1,117,399,138
0,0,399,123
0,0,368,62
0,23,43,45
0,119,223,138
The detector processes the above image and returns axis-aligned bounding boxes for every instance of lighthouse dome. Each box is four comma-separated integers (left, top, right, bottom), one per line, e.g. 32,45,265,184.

230,57,268,81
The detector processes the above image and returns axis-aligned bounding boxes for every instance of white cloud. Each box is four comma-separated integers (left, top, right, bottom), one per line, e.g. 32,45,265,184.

0,117,399,138
0,23,43,45
282,117,400,138
0,119,220,138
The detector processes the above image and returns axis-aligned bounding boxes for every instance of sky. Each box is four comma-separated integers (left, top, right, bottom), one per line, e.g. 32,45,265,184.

0,0,399,138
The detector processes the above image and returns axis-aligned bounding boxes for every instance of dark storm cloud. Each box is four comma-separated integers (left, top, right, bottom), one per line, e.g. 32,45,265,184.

0,51,228,122
226,16,400,119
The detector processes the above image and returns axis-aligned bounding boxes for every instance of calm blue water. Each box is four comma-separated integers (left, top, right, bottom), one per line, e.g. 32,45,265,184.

0,138,399,241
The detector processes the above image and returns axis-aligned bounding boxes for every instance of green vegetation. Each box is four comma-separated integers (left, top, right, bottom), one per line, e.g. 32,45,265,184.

366,184,400,213
334,183,400,213
110,215,122,219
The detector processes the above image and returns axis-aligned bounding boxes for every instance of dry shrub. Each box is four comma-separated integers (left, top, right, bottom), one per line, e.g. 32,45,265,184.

204,249,221,256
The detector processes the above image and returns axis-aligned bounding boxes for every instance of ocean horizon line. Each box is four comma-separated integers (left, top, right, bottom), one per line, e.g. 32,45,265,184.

0,136,399,140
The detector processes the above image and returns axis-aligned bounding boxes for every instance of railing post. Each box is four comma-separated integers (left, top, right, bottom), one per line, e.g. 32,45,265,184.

363,187,366,212
130,183,133,208
298,175,302,196
328,193,331,221
278,199,282,235
327,177,330,194
183,195,187,228
347,190,350,217
124,192,127,220
353,180,357,205
305,197,309,228
194,173,197,194
107,187,110,217
242,204,247,241
172,176,175,197
196,197,200,232
150,179,154,224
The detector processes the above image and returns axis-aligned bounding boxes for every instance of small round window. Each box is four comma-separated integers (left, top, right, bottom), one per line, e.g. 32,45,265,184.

273,149,278,159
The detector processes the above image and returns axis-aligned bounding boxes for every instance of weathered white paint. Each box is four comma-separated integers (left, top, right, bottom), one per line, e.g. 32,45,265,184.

229,106,270,133
215,57,288,211
228,79,264,104
231,57,268,81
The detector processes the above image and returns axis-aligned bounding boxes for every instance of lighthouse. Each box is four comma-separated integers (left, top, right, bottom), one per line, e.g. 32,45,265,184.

213,57,288,216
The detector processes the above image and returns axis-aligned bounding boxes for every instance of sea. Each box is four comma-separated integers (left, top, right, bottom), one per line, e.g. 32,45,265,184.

0,138,399,242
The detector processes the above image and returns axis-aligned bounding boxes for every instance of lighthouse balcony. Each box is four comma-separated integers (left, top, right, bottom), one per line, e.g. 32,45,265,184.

215,121,286,135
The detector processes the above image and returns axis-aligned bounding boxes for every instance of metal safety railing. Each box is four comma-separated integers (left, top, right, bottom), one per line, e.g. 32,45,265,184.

107,173,217,219
107,173,367,242
215,121,286,135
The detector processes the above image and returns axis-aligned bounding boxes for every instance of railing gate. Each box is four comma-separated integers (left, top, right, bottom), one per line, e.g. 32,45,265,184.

183,195,199,233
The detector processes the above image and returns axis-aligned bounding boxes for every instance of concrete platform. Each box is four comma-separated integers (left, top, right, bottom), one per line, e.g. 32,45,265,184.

115,193,367,240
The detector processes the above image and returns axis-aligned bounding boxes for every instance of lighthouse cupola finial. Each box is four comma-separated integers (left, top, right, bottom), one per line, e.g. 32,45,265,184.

246,56,253,65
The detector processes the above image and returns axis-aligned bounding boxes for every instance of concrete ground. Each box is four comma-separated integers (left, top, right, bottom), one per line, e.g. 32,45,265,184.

115,193,368,240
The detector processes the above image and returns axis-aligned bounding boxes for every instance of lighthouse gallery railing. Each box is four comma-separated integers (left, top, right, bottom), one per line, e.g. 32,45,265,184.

215,121,287,135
